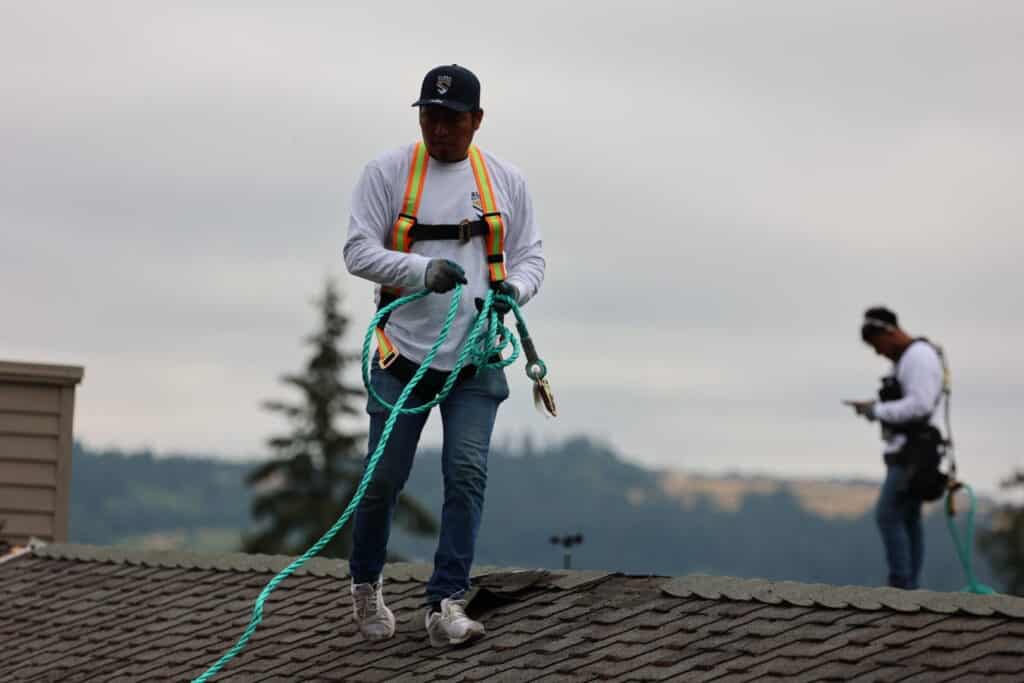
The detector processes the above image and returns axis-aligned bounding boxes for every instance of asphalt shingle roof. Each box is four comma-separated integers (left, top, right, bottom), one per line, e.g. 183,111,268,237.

2,543,1023,682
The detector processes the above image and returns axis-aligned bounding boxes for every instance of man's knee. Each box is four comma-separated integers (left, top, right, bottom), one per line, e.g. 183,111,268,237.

446,458,488,501
875,497,899,529
361,477,403,507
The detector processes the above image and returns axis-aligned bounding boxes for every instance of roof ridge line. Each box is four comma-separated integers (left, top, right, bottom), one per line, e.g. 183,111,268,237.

28,543,615,587
662,573,1024,618
34,543,1019,617
31,542,345,577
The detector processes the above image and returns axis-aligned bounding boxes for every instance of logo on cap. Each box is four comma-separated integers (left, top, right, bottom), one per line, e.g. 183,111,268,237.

436,75,452,95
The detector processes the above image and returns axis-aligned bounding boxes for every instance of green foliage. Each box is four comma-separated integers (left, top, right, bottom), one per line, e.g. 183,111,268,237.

241,279,437,559
979,471,1024,595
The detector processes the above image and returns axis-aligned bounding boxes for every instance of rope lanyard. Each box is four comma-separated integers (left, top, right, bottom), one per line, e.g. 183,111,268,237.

945,482,996,595
932,345,993,594
193,286,548,682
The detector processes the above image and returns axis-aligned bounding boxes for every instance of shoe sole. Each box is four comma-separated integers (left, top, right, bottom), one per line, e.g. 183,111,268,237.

355,610,396,642
360,629,395,642
428,625,485,648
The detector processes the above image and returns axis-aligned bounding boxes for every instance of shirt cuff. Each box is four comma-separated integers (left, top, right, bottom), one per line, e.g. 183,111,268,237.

401,254,432,290
504,277,527,305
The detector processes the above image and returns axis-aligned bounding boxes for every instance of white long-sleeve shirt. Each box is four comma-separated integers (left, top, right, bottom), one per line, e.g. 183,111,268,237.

344,143,545,370
874,340,945,454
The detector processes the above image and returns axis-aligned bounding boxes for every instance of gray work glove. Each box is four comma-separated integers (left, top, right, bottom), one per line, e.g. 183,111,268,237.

474,281,519,316
424,259,467,293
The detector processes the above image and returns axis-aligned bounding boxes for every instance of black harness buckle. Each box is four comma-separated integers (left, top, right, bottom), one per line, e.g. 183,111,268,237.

458,219,472,244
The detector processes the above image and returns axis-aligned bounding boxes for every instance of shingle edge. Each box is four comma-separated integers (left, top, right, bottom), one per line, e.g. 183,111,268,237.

661,574,1024,618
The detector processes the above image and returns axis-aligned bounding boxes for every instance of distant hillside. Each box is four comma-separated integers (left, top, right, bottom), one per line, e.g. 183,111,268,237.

68,439,998,592
657,472,930,519
69,444,250,552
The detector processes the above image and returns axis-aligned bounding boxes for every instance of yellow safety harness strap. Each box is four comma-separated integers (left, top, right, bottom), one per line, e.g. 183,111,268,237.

376,143,429,367
468,145,507,283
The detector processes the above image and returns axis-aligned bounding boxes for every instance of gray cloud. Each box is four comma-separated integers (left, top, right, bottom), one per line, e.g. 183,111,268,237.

2,1,1022,494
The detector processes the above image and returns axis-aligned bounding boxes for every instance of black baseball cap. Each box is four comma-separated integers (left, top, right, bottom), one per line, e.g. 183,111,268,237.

861,306,899,341
411,64,481,112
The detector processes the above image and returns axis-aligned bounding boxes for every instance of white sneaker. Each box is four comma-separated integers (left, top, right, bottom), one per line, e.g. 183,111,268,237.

351,579,395,641
424,597,485,647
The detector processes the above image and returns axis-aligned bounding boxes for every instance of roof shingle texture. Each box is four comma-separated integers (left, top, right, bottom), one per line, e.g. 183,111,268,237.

1,543,1023,682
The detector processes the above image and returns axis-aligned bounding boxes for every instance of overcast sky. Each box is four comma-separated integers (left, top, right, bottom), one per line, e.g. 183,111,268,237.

2,2,1022,494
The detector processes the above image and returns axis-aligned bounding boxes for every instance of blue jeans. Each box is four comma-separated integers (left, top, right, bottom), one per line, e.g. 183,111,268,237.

875,463,924,589
349,364,508,603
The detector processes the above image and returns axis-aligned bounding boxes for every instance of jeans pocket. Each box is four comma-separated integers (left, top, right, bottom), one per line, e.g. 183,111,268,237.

482,367,510,403
367,367,400,415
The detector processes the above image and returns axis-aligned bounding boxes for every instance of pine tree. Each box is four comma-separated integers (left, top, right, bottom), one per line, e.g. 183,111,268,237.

979,471,1024,595
242,279,436,558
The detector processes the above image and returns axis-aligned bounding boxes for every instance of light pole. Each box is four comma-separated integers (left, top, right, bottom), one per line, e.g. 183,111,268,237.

550,533,584,569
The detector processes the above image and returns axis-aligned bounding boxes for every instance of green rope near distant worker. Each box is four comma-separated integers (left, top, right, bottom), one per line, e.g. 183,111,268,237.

944,482,995,595
933,365,995,596
192,286,552,682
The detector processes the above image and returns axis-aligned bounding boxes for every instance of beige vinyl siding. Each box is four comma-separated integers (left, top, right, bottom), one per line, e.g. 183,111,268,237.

0,384,61,413
0,362,83,546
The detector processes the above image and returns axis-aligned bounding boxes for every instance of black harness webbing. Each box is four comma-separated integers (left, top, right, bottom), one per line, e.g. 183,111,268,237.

375,213,503,332
408,218,492,243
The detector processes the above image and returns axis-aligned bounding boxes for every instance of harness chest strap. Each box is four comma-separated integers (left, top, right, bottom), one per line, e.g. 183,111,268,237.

375,143,507,367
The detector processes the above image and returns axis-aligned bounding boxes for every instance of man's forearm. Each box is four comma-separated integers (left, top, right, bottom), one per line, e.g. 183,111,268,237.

343,233,430,290
873,395,933,424
504,250,545,305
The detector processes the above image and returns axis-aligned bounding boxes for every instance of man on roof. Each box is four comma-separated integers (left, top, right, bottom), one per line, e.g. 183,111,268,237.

845,306,948,590
343,64,545,646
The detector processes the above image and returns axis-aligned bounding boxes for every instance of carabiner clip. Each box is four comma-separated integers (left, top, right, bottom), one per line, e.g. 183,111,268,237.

532,377,557,418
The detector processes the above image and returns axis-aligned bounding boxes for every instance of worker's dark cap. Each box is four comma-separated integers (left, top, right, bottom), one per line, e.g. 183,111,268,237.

861,306,899,341
411,64,480,112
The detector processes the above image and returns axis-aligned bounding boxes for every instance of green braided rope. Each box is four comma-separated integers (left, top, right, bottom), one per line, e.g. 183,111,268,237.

193,285,524,682
945,483,996,595
363,289,520,413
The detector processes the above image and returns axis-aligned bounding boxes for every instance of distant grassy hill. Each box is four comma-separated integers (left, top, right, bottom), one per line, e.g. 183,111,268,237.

68,439,998,592
659,472,882,518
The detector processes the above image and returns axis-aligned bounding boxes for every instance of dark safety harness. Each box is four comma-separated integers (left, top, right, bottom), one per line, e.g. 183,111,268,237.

879,338,955,499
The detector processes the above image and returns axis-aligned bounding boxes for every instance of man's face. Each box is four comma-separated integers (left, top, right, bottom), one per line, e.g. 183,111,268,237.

419,105,483,162
867,333,900,361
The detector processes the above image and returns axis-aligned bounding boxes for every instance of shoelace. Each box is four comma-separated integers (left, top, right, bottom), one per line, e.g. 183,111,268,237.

354,587,380,619
444,601,469,623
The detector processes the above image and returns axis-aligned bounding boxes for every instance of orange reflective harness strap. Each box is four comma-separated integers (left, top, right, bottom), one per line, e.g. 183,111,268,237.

468,145,507,284
392,141,429,253
375,142,430,367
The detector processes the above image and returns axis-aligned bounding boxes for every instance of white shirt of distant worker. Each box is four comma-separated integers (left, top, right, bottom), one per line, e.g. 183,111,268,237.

343,64,544,646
